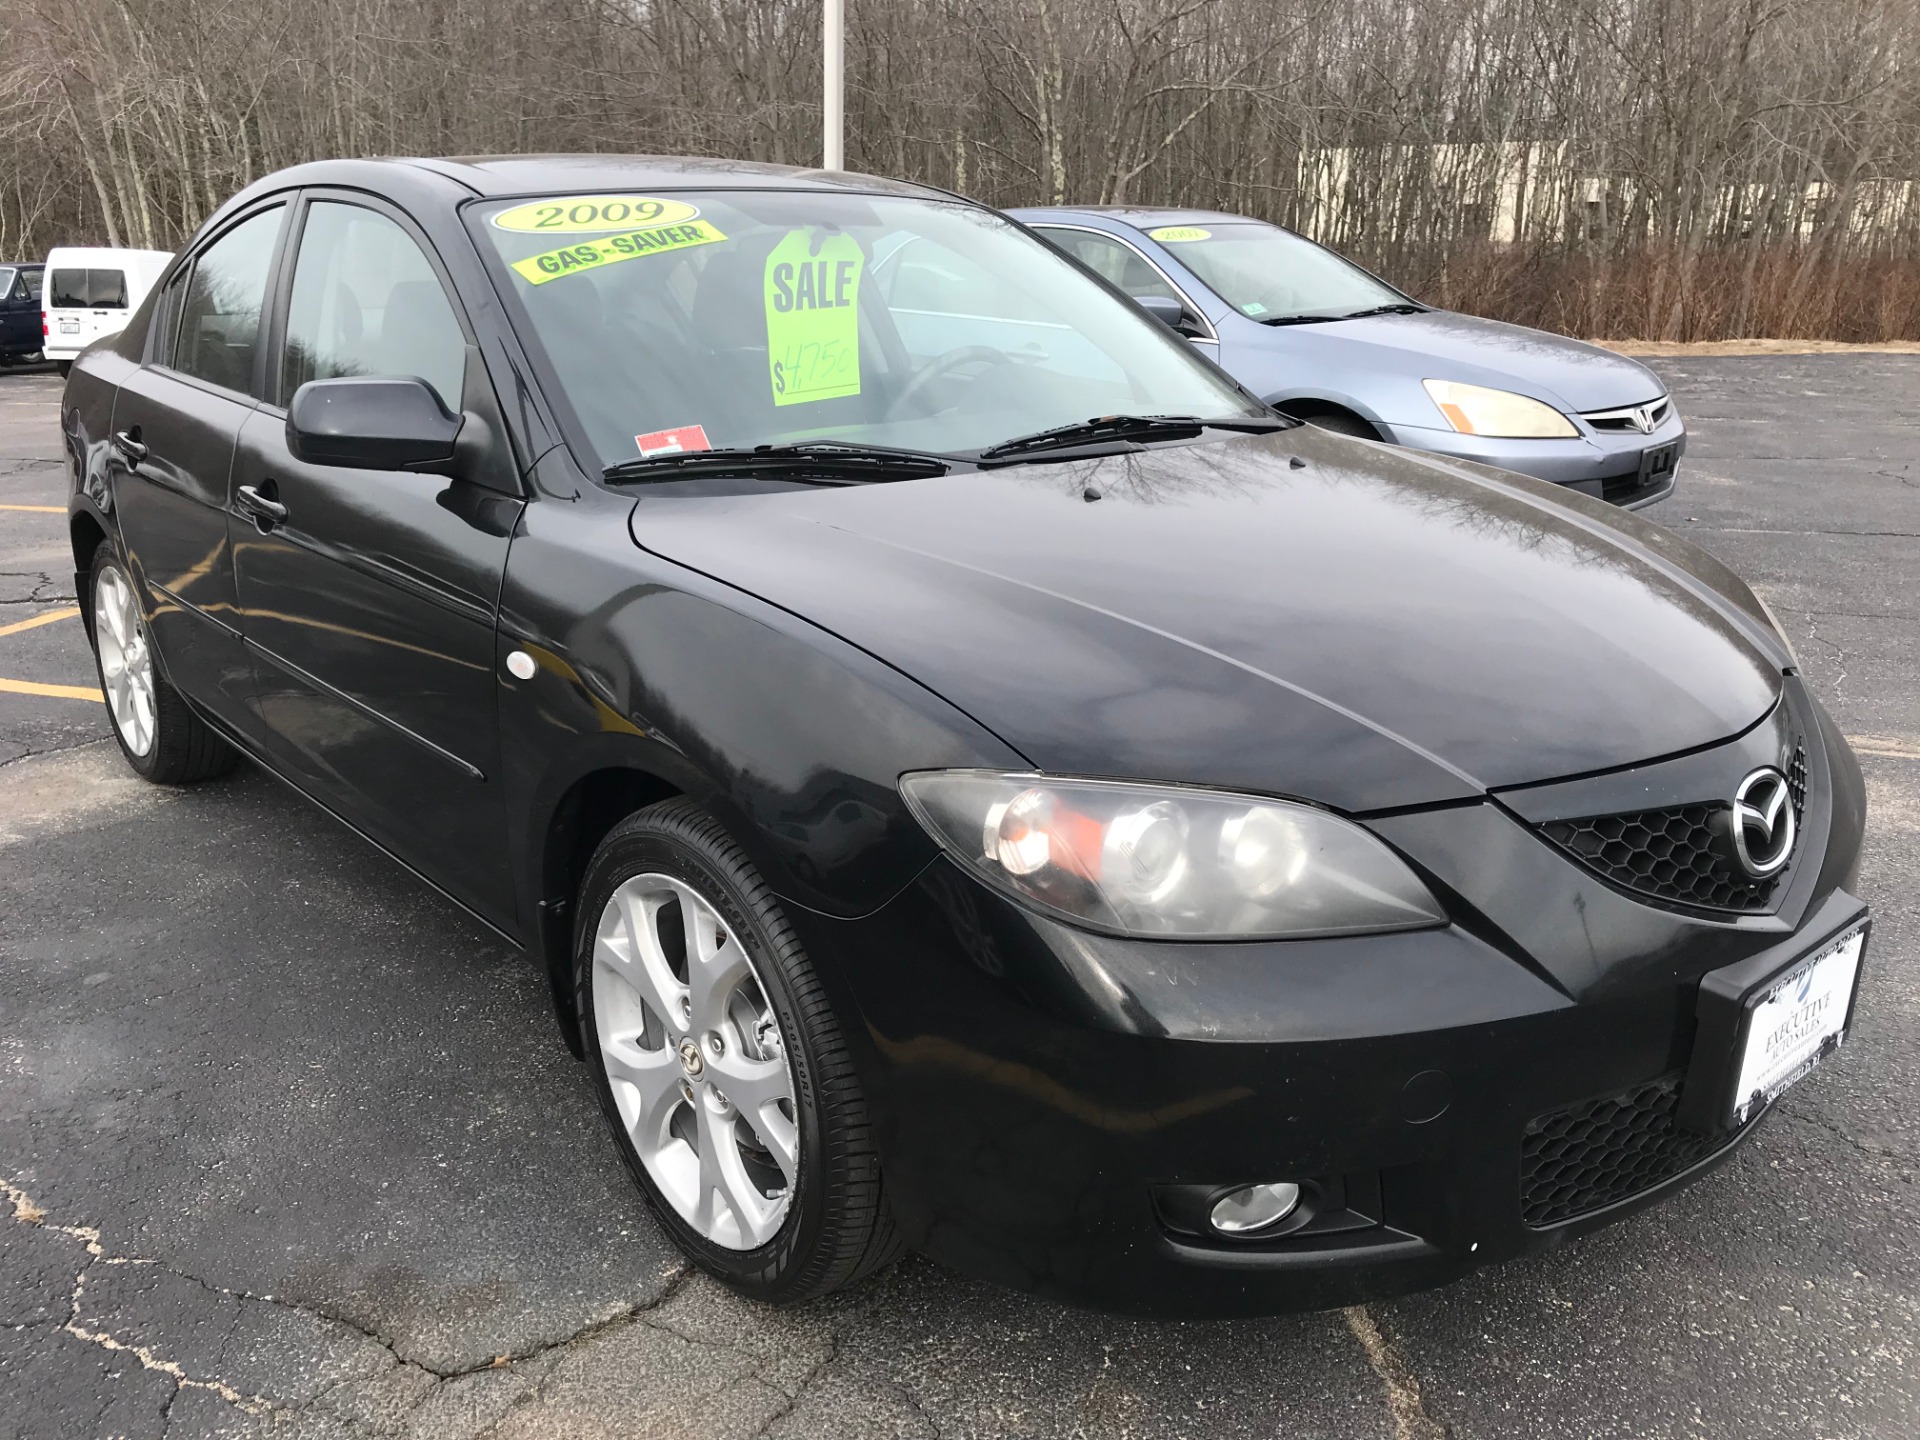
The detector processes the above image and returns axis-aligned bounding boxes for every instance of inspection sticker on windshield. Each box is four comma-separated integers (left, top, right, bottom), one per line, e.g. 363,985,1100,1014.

635,424,711,457
493,195,701,233
1148,226,1211,242
510,221,727,285
765,230,863,406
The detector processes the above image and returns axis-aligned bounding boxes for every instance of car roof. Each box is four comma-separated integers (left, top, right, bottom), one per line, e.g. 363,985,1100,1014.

1,261,43,269
1011,205,1259,231
239,154,956,203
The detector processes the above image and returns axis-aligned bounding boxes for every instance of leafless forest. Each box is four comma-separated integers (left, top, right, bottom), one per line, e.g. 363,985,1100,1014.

3,0,1917,340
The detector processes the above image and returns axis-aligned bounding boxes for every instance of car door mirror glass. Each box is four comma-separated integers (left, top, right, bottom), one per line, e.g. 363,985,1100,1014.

1134,295,1184,329
286,375,463,472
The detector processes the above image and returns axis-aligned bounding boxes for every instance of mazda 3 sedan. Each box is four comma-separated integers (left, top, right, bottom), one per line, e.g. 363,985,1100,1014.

64,156,1866,1316
1014,206,1687,508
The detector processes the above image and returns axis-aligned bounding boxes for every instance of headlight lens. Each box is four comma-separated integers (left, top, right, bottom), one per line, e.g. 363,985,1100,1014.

1422,379,1578,439
901,772,1446,940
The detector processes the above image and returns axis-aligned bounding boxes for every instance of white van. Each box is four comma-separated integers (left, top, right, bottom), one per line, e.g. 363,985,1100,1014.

42,246,173,372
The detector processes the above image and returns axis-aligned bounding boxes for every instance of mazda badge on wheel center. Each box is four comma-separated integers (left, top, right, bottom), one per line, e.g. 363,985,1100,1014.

61,156,1867,1315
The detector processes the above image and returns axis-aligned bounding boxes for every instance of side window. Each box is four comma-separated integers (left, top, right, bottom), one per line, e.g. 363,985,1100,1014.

1037,229,1178,303
282,201,466,410
23,269,41,302
174,205,285,393
149,270,188,366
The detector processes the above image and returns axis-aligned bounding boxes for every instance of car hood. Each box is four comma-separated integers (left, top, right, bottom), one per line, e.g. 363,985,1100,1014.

629,428,1783,814
1263,309,1667,414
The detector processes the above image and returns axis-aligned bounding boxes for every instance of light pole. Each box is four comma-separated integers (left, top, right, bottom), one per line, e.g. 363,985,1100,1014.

823,0,844,170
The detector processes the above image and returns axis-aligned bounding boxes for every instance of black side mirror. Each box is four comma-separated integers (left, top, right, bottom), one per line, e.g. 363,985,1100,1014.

286,376,462,473
1134,295,1187,331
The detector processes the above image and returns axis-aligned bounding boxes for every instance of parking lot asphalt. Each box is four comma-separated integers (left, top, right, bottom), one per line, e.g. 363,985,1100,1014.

1,354,1916,1440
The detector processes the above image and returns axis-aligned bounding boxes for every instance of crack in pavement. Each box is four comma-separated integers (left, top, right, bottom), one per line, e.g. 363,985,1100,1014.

1343,1305,1449,1440
3,1174,702,1434
1776,1107,1916,1166
0,736,107,770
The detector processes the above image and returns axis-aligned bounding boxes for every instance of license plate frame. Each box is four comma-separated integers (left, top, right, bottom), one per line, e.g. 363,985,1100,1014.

1677,903,1870,1134
1638,441,1679,485
58,320,80,335
1727,925,1864,1127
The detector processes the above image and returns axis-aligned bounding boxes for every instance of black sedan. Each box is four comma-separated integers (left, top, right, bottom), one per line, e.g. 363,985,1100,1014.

61,156,1868,1316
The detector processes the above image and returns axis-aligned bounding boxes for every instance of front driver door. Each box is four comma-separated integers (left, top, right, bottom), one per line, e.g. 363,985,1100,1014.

230,194,523,922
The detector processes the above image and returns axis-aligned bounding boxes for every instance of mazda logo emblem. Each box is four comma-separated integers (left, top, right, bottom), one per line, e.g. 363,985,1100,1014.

1727,768,1795,878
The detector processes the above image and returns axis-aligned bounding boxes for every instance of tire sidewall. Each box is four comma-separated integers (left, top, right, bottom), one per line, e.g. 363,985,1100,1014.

574,814,831,1296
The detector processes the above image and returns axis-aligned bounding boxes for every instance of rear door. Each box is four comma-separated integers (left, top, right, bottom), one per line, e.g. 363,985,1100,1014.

230,192,521,919
108,204,289,735
48,266,131,351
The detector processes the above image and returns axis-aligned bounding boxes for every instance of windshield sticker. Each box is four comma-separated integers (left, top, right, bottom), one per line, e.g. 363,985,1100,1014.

1148,226,1212,243
764,230,863,407
1242,301,1268,315
493,195,700,233
510,221,727,285
635,424,711,457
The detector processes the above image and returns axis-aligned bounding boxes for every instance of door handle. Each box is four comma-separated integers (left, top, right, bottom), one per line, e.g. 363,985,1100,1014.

236,483,287,528
110,429,147,465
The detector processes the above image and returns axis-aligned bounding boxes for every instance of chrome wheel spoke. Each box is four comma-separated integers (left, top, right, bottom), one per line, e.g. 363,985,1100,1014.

695,1103,782,1248
708,1052,797,1186
602,1030,683,1141
679,883,749,1033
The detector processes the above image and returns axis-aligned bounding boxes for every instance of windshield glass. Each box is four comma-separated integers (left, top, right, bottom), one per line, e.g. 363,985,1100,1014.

1150,222,1408,322
476,190,1262,468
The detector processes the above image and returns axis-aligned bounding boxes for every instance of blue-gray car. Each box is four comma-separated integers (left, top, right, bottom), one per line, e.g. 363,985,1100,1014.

1012,207,1683,508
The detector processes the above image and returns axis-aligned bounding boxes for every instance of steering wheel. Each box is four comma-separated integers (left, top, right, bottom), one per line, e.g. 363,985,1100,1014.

885,345,1010,419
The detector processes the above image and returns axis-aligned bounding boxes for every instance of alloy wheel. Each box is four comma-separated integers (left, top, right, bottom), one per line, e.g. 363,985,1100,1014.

95,565,156,758
591,873,799,1250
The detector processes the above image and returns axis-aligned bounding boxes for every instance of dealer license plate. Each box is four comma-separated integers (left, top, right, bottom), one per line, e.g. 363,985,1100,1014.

1729,926,1864,1126
59,320,80,334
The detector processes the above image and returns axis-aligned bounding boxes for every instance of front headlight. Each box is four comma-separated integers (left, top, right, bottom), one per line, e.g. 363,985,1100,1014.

900,772,1446,940
1422,379,1578,439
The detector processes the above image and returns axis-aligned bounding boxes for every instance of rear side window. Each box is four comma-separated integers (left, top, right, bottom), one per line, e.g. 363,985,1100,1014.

1036,229,1179,304
23,269,41,301
173,206,285,393
48,268,129,309
281,201,466,409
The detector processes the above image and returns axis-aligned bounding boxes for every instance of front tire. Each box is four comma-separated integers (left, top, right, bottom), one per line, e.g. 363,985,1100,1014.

88,545,237,784
575,798,900,1303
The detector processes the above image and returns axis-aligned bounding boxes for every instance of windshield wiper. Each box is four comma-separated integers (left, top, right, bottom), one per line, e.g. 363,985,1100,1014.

1339,303,1427,319
1257,313,1343,327
603,442,950,485
976,413,1290,464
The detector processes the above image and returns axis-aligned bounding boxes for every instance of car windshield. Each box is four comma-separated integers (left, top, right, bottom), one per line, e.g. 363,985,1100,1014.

1151,222,1410,323
476,190,1263,468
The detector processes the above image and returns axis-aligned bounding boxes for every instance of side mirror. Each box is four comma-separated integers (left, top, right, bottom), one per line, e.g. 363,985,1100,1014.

286,376,462,473
1134,295,1186,331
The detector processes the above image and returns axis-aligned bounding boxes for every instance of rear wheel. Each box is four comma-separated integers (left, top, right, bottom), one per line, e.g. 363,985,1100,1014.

88,545,237,783
575,798,900,1303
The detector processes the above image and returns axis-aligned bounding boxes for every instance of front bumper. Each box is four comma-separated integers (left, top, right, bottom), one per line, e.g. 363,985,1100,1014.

791,686,1865,1315
1380,415,1686,509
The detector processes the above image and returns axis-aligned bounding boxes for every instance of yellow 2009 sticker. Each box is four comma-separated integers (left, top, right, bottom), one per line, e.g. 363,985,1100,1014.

510,222,728,285
1147,225,1212,243
764,230,863,406
493,195,701,233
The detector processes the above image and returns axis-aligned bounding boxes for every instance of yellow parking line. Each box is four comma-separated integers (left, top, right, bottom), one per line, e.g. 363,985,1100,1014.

0,503,63,513
0,606,81,638
0,677,102,702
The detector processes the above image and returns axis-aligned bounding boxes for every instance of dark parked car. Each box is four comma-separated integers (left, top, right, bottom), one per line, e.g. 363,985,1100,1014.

0,262,45,362
1013,206,1686,508
63,157,1867,1316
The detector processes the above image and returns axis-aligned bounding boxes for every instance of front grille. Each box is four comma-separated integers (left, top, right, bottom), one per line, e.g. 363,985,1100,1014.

1537,746,1805,913
1583,396,1673,433
1520,1075,1755,1227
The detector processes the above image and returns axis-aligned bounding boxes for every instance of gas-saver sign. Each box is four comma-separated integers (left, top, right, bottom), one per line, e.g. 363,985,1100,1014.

509,221,727,285
764,230,863,406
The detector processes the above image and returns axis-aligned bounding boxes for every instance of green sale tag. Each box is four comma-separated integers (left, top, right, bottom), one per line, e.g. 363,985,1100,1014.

764,230,863,406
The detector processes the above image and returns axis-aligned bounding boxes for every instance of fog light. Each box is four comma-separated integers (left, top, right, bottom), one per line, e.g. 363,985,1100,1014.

1210,1181,1302,1235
